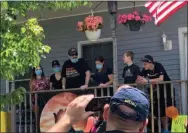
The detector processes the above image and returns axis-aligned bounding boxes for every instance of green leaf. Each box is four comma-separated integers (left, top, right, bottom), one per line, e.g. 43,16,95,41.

21,27,26,33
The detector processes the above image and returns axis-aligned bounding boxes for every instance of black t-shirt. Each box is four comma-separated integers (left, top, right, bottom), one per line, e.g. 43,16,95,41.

50,74,62,90
61,58,90,89
93,67,113,85
122,64,140,84
140,62,171,81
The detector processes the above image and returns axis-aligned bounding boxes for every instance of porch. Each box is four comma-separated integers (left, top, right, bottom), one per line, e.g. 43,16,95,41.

1,1,187,133
6,79,188,132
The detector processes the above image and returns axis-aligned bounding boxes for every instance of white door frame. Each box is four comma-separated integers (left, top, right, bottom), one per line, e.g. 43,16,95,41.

77,37,113,58
178,27,187,114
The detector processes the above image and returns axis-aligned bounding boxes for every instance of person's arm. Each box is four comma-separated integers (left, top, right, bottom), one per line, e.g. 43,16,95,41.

136,68,146,84
85,70,91,86
105,68,113,86
80,59,91,89
50,82,53,90
148,64,166,83
46,77,50,90
62,78,66,89
61,63,66,89
49,76,53,90
148,75,164,83
105,74,113,86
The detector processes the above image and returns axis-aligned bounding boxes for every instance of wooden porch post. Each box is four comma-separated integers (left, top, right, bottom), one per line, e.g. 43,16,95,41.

108,1,118,93
11,81,16,132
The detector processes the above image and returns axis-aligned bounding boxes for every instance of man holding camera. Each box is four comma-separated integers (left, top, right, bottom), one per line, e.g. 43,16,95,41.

47,85,149,133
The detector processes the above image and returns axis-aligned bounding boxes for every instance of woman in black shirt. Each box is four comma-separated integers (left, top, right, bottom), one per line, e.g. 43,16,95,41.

50,60,63,90
92,56,114,96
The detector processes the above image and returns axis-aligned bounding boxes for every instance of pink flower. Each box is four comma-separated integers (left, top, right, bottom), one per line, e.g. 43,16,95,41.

94,16,103,24
133,11,139,16
135,16,141,21
127,14,134,20
118,14,128,24
76,21,84,31
77,21,83,27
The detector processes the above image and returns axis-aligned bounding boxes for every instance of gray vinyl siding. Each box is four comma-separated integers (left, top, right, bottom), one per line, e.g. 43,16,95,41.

40,6,187,85
0,80,6,94
0,6,187,94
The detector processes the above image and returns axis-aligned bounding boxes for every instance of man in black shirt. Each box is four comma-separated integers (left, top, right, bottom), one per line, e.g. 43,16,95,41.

47,85,149,133
61,48,91,91
122,51,140,84
136,55,174,132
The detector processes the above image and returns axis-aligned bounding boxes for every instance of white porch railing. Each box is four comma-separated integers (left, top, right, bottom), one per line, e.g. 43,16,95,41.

4,80,188,132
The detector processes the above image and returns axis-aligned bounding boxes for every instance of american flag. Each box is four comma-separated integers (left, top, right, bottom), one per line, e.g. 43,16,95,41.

145,0,187,26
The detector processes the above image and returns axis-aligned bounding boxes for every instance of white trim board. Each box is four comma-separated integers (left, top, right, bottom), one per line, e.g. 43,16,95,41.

77,37,113,58
178,27,187,114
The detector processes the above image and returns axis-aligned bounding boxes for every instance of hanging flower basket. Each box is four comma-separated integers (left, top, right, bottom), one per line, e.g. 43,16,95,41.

76,15,103,41
118,11,152,31
85,29,101,41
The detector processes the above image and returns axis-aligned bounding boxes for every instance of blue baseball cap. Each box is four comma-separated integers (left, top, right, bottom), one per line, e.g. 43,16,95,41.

110,87,149,122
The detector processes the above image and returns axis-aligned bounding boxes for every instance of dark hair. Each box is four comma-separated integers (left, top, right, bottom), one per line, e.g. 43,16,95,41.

95,56,104,62
31,65,45,80
125,51,134,60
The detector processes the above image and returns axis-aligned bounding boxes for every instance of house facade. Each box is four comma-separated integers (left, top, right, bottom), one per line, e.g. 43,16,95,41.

1,2,187,132
1,3,187,103
38,6,187,82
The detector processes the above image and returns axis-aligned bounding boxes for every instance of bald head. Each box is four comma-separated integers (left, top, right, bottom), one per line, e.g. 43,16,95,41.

116,85,134,93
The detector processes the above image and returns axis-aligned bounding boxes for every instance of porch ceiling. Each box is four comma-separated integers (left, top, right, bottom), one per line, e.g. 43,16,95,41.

17,1,145,23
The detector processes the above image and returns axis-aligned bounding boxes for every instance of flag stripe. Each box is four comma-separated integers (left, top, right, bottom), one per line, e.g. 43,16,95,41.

155,2,187,26
154,2,180,18
153,2,174,18
145,0,187,26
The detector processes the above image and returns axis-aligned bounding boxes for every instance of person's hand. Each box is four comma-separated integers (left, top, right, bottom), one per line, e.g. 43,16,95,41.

60,95,94,125
141,78,148,83
99,83,107,88
136,76,147,84
80,84,88,90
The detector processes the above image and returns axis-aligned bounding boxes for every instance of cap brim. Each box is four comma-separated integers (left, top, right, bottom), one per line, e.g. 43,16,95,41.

141,59,153,63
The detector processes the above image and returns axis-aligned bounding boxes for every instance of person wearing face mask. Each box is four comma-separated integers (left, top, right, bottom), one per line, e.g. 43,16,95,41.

29,66,50,121
50,60,63,90
61,48,91,92
92,56,114,96
29,66,50,92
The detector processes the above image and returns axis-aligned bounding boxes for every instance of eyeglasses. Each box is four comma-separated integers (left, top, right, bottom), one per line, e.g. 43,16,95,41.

35,69,41,70
70,53,78,56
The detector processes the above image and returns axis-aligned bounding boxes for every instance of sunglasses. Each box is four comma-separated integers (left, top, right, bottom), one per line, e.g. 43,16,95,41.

70,53,78,56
